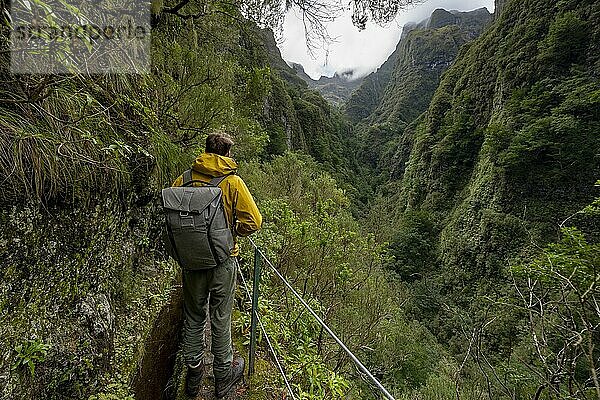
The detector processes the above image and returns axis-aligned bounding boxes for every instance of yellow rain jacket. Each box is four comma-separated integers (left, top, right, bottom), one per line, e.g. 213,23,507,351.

172,153,262,256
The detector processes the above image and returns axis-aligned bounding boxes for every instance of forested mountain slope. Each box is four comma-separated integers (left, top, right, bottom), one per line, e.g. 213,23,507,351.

393,0,599,274
345,7,491,124
375,0,600,396
348,7,491,174
257,28,363,194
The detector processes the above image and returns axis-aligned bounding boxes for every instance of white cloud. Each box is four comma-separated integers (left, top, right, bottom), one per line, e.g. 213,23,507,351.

279,0,495,80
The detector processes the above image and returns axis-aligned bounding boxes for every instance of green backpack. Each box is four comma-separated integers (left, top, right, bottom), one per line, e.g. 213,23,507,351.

161,170,234,270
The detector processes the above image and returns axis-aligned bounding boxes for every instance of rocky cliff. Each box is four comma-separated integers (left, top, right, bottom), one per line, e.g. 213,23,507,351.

347,7,491,175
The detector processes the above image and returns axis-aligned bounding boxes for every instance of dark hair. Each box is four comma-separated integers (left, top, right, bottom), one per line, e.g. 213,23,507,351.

205,131,234,156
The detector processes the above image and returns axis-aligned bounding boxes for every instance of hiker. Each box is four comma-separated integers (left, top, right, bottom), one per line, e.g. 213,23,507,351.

171,131,262,398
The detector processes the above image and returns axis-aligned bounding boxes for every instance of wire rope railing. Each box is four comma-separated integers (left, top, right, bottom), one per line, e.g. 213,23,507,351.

242,237,396,400
237,261,298,400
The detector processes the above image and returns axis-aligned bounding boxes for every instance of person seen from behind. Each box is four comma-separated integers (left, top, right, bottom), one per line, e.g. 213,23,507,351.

171,131,262,398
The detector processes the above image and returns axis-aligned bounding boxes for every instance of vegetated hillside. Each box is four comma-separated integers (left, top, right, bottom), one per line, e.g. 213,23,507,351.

346,7,491,124
344,33,403,124
0,3,361,398
348,7,491,175
257,28,309,89
379,0,600,396
233,153,461,399
257,28,362,193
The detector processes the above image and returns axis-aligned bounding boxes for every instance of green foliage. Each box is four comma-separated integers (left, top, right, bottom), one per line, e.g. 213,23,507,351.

7,1,600,400
513,227,599,287
0,2,371,400
537,12,589,72
345,47,398,123
387,211,437,281
245,293,353,399
365,1,600,398
261,73,305,155
0,82,148,204
0,197,180,399
12,340,51,377
499,75,600,187
0,7,298,207
506,224,600,398
237,153,453,398
151,12,273,157
582,182,600,216
87,382,135,400
349,8,491,181
290,89,347,169
391,0,600,327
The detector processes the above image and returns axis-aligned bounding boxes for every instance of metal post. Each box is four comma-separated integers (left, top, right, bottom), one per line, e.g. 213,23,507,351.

248,246,261,376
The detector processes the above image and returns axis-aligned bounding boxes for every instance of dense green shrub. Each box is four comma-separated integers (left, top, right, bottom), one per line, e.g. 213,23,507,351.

537,12,589,72
237,153,456,398
387,211,437,281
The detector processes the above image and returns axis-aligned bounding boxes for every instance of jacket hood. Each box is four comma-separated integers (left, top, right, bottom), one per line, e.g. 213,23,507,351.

192,152,238,177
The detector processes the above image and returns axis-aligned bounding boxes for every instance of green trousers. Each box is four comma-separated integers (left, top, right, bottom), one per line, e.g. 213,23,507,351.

182,257,237,379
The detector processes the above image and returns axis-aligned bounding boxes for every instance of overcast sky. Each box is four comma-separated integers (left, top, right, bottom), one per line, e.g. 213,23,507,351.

279,0,495,79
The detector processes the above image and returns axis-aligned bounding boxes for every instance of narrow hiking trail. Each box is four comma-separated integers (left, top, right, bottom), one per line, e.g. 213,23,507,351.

132,285,250,400
170,306,250,400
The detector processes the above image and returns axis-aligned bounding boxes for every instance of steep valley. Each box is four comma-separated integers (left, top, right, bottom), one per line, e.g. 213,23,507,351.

1,0,599,399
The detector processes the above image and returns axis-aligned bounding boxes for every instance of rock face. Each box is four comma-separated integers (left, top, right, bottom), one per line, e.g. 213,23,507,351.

428,8,457,29
346,7,491,171
78,292,115,368
0,199,180,400
284,62,364,106
347,7,492,125
133,287,183,400
494,0,506,17
259,29,363,106
258,28,308,89
256,28,354,169
303,70,364,106
289,62,313,83
429,8,492,33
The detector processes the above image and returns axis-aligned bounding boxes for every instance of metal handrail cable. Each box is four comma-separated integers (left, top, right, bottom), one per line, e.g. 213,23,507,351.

248,237,396,400
256,310,298,400
238,264,298,400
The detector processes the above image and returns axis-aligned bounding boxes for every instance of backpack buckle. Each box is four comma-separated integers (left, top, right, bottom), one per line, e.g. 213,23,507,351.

179,211,194,228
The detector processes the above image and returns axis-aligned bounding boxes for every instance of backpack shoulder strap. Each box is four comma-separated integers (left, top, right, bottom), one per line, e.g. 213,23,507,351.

209,172,236,187
182,169,210,187
183,169,193,186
